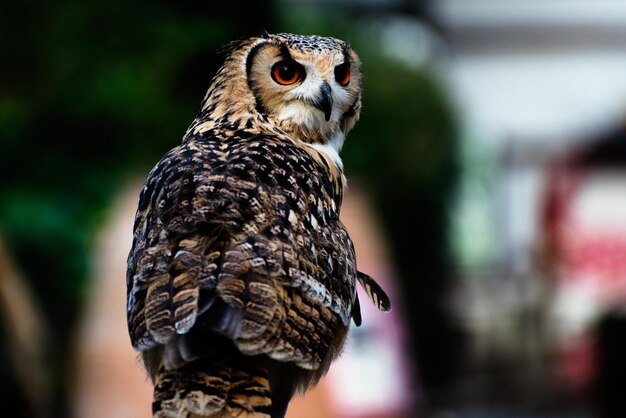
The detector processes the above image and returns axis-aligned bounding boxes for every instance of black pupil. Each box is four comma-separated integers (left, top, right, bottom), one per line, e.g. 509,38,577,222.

278,63,296,81
335,63,350,84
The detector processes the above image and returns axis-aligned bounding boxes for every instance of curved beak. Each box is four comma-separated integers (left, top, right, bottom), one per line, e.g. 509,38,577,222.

313,82,333,121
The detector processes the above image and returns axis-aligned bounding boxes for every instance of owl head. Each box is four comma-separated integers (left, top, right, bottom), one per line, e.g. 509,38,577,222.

195,33,363,155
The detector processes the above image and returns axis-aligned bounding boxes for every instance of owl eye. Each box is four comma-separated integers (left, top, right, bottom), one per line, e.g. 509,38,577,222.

271,61,303,85
334,62,350,86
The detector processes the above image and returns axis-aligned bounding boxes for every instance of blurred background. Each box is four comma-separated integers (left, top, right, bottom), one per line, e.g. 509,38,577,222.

3,0,626,417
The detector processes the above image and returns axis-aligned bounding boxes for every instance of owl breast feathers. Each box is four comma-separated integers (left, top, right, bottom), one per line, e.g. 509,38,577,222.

126,33,390,418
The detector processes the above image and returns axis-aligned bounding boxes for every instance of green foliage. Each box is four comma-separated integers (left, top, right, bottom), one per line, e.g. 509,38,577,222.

347,61,457,186
0,2,220,322
349,51,462,389
0,1,273,416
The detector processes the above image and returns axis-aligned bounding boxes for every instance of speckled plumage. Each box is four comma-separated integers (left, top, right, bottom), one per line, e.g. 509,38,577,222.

126,33,390,418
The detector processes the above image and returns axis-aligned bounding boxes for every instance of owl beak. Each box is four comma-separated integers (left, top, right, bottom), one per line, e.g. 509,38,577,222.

313,82,333,121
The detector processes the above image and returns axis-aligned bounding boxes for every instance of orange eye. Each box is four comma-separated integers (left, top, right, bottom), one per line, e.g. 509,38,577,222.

271,61,302,85
334,62,350,86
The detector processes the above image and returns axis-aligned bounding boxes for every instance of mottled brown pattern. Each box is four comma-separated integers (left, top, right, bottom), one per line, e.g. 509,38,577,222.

126,33,390,418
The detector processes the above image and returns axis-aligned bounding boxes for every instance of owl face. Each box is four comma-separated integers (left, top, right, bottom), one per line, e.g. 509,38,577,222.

245,34,362,146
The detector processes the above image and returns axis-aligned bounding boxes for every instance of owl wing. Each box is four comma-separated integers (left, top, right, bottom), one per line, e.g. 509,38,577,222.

126,134,358,370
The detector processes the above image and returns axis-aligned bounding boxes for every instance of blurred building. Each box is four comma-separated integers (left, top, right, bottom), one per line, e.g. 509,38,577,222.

542,129,626,418
431,0,626,416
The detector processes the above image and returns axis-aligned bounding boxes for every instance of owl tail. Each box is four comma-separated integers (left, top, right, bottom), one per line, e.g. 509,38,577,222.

152,359,273,418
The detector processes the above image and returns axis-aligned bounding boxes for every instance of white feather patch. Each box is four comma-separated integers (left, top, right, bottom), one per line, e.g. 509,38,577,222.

307,131,345,170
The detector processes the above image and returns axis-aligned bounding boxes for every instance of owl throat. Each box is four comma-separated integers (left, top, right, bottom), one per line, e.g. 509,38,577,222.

270,103,350,196
273,103,345,154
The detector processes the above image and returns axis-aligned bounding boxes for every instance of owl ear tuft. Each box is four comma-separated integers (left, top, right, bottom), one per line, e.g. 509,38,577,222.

218,36,259,57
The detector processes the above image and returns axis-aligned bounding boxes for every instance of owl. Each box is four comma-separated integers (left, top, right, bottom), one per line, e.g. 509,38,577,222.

126,33,391,418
